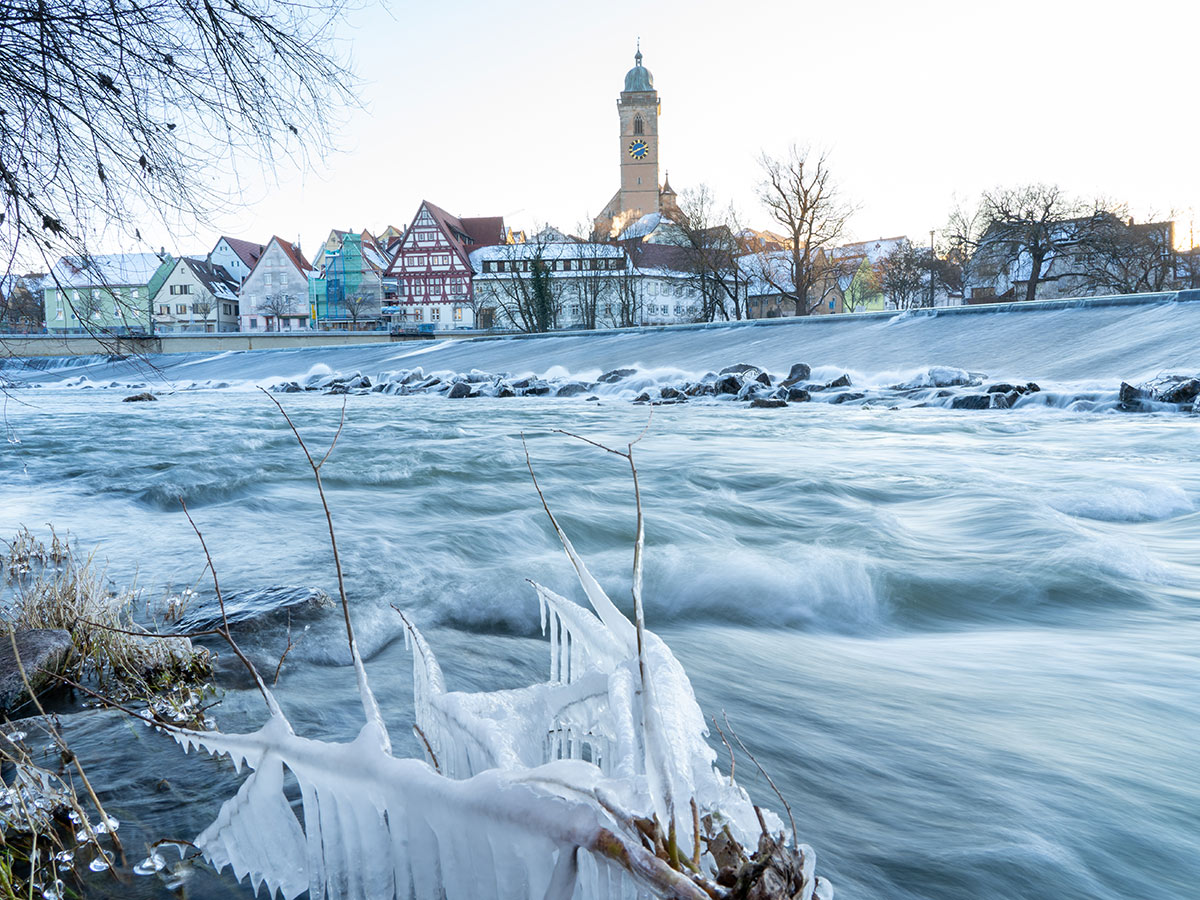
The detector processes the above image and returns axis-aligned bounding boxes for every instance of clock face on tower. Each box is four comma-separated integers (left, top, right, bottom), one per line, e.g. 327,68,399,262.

628,140,649,160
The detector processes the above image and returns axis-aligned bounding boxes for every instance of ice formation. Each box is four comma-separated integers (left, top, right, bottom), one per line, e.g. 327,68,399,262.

170,463,833,900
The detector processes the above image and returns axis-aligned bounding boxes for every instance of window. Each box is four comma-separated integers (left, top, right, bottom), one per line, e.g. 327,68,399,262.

55,308,64,320
637,177,642,185
158,305,169,315
131,289,140,300
176,304,188,314
454,308,463,322
633,115,644,136
431,307,441,321
114,305,124,318
249,317,258,329
264,274,273,288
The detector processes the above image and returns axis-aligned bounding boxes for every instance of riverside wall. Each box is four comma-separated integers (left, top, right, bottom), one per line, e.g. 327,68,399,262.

0,330,444,358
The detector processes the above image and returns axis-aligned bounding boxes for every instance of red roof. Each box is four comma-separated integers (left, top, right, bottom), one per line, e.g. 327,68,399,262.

244,235,313,282
388,201,505,273
220,236,268,269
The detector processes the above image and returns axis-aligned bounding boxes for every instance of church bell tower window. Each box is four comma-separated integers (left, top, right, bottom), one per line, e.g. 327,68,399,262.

633,115,644,136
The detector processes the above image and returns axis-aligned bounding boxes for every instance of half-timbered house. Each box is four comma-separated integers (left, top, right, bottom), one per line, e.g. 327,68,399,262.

383,201,505,330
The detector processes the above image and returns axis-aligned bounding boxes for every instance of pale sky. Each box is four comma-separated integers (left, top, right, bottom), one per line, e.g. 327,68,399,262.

135,0,1200,258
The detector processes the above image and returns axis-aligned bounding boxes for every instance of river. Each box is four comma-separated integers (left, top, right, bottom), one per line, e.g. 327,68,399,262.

1,300,1199,899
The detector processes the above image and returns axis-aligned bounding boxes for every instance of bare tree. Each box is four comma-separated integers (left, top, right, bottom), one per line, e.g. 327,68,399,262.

676,185,749,321
949,184,1107,303
755,145,853,315
190,296,216,332
0,275,45,331
0,0,353,334
599,257,641,328
1073,214,1177,295
343,293,377,330
260,294,296,331
486,233,563,333
877,240,929,310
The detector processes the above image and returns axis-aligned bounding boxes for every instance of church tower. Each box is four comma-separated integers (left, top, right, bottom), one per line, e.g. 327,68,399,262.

618,46,660,220
594,45,666,238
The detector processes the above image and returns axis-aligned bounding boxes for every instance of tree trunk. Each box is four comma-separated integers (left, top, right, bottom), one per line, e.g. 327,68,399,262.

1025,250,1045,303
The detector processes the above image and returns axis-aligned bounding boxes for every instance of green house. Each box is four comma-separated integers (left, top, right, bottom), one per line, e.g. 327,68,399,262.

44,253,171,334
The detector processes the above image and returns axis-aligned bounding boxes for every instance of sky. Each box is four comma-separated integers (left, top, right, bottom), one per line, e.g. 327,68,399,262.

138,0,1200,258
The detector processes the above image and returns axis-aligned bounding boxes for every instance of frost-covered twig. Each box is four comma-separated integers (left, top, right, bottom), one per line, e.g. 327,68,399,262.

722,711,796,847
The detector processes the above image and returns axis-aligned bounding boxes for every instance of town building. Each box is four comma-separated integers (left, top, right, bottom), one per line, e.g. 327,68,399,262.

964,215,1176,302
151,256,240,332
471,236,718,331
309,229,394,330
43,253,168,334
209,237,267,286
594,48,680,238
238,236,314,332
471,239,629,331
382,201,505,331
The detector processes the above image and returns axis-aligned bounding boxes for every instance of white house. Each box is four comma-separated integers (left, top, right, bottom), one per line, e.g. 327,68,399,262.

238,236,314,332
151,256,240,332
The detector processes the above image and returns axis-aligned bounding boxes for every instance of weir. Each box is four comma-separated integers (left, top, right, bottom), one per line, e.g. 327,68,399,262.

5,289,1200,387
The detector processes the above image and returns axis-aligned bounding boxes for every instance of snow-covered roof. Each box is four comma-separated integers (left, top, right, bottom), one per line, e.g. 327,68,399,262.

738,251,794,295
831,237,908,265
617,213,662,241
469,242,625,268
49,253,166,288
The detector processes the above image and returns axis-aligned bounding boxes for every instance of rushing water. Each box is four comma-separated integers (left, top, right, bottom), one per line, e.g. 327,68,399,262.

2,302,1200,899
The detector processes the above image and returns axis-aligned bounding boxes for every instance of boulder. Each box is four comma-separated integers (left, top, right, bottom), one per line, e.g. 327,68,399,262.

951,394,991,410
755,371,772,387
715,374,742,395
750,398,788,409
1160,378,1200,404
986,383,1018,394
282,382,302,393
784,363,812,384
824,374,852,390
522,382,552,396
176,586,334,633
497,387,517,398
684,382,715,397
597,368,637,384
660,386,685,400
634,392,652,403
446,382,473,399
326,384,350,395
1025,382,1041,393
122,392,156,402
719,364,761,376
832,392,865,404
555,383,590,397
0,629,72,713
786,387,812,402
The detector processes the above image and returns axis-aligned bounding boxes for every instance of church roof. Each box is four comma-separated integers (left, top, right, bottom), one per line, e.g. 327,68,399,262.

624,48,653,92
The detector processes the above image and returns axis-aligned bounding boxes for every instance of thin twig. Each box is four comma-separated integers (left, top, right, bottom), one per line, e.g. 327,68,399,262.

710,715,736,784
273,611,299,686
412,724,439,772
723,710,797,846
179,499,271,705
4,628,126,869
260,389,355,655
